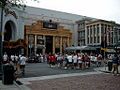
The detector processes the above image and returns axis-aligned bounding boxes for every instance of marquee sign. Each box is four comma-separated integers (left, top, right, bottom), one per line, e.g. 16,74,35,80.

43,21,58,29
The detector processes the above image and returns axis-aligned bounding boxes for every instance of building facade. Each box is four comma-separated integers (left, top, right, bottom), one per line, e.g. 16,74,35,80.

24,6,87,47
76,19,120,48
76,18,94,46
0,7,25,41
1,6,120,55
0,6,25,55
85,19,120,47
0,6,87,55
25,20,72,55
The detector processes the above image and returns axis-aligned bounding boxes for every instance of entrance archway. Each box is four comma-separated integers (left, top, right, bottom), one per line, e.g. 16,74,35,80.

4,20,16,41
3,20,17,55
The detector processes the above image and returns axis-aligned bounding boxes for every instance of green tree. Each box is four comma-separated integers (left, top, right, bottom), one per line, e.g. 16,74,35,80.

0,0,39,9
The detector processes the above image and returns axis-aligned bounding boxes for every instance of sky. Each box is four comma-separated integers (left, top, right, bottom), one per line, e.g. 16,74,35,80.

26,0,120,23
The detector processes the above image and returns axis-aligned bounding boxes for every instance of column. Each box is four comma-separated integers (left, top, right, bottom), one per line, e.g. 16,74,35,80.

85,26,88,45
34,35,37,55
43,36,45,55
53,36,55,54
67,37,70,47
99,24,101,44
106,25,109,45
95,25,97,43
110,26,113,44
92,25,94,44
60,36,62,53
26,35,29,56
90,26,92,44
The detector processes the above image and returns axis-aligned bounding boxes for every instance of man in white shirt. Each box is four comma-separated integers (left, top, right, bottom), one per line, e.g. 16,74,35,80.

67,53,73,69
73,54,78,69
19,55,27,75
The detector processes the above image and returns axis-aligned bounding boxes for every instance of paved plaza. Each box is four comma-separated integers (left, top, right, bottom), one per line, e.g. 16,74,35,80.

26,73,120,90
0,64,120,90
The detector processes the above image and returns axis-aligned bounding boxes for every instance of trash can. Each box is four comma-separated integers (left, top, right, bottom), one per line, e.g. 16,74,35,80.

2,64,14,85
108,60,112,71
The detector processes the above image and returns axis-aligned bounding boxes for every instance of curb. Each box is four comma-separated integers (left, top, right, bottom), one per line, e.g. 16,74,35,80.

14,81,31,90
95,67,120,74
99,70,112,73
94,67,112,73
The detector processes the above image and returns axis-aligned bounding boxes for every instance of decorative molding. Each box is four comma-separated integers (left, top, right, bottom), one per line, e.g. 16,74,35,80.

4,8,18,19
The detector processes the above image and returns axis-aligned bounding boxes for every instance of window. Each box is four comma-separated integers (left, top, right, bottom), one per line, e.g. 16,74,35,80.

93,25,96,35
78,32,80,39
78,24,80,30
97,24,99,34
101,24,104,34
104,24,107,34
97,36,99,43
87,26,89,35
28,35,35,44
90,26,92,35
90,37,92,43
87,37,89,44
37,35,44,45
94,36,96,43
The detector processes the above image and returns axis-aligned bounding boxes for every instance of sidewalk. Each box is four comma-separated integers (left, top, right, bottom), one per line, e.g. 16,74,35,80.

0,71,103,90
0,66,119,90
0,80,31,90
94,65,120,73
22,70,120,90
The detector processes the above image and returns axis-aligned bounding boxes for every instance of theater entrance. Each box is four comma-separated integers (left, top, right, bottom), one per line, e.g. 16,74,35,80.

45,36,53,54
3,20,26,55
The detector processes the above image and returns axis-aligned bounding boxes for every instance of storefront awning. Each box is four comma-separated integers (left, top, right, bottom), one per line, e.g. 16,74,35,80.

65,46,97,51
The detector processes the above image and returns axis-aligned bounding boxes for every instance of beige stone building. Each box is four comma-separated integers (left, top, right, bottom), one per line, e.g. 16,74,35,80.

25,20,72,55
76,18,93,46
85,19,120,47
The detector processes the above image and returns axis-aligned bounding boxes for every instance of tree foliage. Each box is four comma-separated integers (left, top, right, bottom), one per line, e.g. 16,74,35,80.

0,0,38,9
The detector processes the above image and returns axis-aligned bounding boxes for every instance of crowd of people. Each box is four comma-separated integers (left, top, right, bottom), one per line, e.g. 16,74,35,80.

47,52,103,70
47,52,120,75
107,54,120,75
2,52,27,78
2,51,120,79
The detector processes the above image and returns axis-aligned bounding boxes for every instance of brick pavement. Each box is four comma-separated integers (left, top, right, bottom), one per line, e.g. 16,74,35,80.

26,73,120,90
1,65,119,90
0,81,31,90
